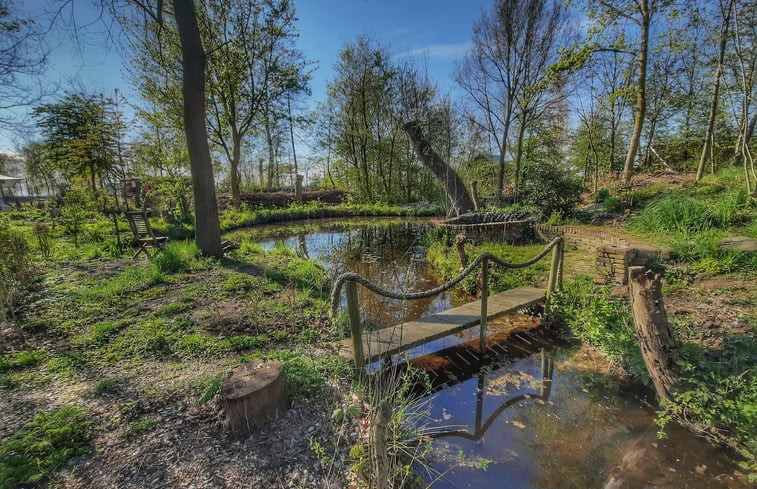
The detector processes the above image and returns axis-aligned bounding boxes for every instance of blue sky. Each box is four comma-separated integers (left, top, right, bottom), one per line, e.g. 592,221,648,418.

1,0,493,153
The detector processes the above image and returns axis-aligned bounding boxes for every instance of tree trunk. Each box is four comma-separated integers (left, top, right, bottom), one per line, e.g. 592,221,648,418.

287,94,298,176
173,0,222,257
628,266,679,402
231,132,242,207
733,111,757,175
513,114,527,199
402,120,474,216
470,180,481,211
496,115,512,203
265,121,275,190
609,122,617,173
257,157,264,188
697,0,732,181
221,360,289,438
621,1,650,185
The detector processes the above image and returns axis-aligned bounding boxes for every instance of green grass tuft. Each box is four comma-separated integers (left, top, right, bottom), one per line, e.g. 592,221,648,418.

0,406,92,487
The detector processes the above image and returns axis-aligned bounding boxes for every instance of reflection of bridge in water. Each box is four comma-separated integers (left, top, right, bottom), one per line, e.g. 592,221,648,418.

426,346,555,442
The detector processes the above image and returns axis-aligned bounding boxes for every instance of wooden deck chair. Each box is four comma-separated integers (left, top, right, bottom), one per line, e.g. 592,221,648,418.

125,210,168,258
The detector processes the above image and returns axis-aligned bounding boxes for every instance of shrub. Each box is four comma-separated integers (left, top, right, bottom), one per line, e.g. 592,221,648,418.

0,227,36,319
31,222,53,260
594,188,611,203
520,162,583,218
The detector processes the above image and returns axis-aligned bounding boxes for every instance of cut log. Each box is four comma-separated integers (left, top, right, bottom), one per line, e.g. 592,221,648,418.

628,266,679,402
221,360,289,438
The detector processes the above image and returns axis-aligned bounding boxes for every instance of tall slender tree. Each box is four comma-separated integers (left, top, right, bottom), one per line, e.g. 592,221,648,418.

697,0,735,181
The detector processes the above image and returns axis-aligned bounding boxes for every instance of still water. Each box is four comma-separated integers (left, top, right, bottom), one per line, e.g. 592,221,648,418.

232,218,748,489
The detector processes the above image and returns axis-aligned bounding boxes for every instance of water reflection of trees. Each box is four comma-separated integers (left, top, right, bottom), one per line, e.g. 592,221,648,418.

504,355,747,489
328,222,449,326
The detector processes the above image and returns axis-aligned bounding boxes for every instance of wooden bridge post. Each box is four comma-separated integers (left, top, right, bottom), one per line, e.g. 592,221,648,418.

557,238,564,291
546,241,561,302
479,257,489,354
345,281,365,371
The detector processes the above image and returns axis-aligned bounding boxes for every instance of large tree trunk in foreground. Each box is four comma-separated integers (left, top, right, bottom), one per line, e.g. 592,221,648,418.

628,266,679,402
173,0,222,257
402,120,474,216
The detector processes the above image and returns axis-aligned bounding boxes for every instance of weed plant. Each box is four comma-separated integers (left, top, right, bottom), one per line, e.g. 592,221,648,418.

657,334,757,464
549,275,649,382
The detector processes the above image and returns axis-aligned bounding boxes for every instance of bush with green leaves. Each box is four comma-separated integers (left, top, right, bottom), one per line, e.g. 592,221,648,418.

0,406,92,487
0,227,36,319
520,162,583,218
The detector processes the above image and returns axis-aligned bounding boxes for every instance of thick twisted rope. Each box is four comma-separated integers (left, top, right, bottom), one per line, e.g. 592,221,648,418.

329,237,562,317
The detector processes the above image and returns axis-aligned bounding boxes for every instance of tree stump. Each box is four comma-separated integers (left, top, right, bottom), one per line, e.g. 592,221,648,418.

221,360,289,438
628,266,679,402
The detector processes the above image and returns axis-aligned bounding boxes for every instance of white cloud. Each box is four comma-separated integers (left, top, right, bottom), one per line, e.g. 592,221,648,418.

397,42,471,61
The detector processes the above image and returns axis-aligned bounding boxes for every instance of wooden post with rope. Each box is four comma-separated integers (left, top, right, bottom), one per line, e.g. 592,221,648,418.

345,281,365,371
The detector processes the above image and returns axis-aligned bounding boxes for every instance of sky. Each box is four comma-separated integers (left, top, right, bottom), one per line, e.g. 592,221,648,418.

0,0,493,154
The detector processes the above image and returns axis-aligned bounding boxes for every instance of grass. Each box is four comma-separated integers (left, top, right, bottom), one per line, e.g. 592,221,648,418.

425,239,551,295
0,406,92,488
624,171,756,278
0,350,44,372
218,201,443,232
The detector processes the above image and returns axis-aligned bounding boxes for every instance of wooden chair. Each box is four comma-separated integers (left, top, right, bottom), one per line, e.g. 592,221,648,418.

125,210,168,259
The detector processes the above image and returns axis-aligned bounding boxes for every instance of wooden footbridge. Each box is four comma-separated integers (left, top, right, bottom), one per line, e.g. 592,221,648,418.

330,237,564,369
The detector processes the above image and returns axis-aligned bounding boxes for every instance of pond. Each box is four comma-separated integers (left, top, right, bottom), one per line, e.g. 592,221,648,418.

229,217,470,326
231,217,748,489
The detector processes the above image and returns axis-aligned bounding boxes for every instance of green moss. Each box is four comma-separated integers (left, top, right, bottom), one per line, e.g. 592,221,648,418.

0,406,92,487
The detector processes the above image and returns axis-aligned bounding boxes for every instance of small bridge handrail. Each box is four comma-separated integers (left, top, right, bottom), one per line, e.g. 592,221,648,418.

329,236,563,317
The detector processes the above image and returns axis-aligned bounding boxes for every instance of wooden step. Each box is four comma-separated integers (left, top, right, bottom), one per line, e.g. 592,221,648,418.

336,286,545,364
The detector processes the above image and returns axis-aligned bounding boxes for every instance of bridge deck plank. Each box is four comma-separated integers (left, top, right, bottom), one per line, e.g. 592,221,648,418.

336,286,545,363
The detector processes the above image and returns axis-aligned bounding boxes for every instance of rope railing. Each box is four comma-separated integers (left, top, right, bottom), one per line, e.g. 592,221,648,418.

329,236,563,317
330,236,564,369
